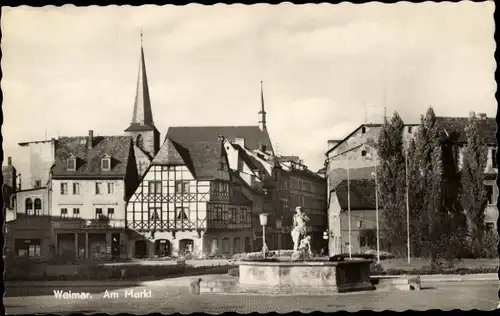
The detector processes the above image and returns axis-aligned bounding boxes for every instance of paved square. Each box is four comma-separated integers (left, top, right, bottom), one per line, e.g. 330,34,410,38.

5,279,499,314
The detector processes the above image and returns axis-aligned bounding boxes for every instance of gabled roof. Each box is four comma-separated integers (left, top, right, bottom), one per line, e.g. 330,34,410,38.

328,166,375,190
51,136,133,179
335,179,376,210
153,126,273,180
436,116,496,145
325,123,419,156
166,126,273,153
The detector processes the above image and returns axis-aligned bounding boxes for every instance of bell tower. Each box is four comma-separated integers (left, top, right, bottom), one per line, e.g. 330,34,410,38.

125,30,160,159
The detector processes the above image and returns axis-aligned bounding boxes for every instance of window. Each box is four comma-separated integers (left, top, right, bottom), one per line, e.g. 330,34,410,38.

95,182,102,195
136,135,144,148
107,182,115,194
34,198,42,215
175,181,189,194
492,149,497,168
28,244,41,258
486,222,495,231
229,208,236,224
408,126,413,133
95,208,103,219
222,238,229,254
107,208,115,218
213,207,223,221
149,181,162,194
73,208,80,218
101,158,111,171
485,185,494,205
35,180,42,188
176,207,189,221
61,208,68,217
150,208,161,221
60,183,68,195
361,150,367,157
73,183,80,195
67,157,76,171
361,126,366,134
25,198,33,215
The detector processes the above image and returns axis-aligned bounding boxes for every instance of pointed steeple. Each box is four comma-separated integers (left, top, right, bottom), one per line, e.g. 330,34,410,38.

258,81,267,131
129,30,154,128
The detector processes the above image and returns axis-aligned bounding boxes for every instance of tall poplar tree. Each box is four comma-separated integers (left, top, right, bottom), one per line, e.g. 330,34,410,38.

411,107,444,260
460,114,488,256
377,112,407,255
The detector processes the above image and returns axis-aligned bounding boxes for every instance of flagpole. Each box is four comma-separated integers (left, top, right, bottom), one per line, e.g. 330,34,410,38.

405,142,411,264
347,154,352,258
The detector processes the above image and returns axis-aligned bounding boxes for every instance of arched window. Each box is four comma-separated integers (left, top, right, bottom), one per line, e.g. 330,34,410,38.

233,237,241,255
244,237,251,253
211,238,219,256
136,135,144,149
222,237,229,254
25,198,33,215
34,198,42,216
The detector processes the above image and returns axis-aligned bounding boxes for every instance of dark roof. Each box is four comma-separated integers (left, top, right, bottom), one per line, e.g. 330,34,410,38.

335,179,376,210
153,126,273,180
18,139,54,146
328,166,375,190
436,116,496,145
165,126,273,152
288,166,325,182
232,144,261,171
325,123,419,156
125,123,159,132
51,136,133,179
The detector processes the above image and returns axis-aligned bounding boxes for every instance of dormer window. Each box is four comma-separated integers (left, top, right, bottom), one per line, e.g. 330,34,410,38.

361,126,366,134
101,155,111,171
67,155,76,171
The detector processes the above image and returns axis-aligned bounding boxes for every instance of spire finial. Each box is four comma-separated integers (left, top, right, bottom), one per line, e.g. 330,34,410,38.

259,80,267,131
140,28,143,45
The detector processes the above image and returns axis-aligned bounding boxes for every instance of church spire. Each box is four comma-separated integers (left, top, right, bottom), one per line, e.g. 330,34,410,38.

258,81,267,131
129,29,154,127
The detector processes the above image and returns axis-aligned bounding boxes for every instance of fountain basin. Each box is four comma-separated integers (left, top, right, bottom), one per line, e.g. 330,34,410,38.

237,259,374,294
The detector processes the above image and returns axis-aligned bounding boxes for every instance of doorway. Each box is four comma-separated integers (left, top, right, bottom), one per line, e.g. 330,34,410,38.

179,239,194,257
134,240,148,258
155,239,170,257
111,233,120,258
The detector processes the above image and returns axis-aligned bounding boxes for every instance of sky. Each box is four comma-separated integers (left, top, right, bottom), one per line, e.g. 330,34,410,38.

1,2,496,171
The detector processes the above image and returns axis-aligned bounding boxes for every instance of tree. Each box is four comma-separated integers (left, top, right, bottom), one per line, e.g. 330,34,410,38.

377,112,408,256
460,114,488,256
407,137,425,257
409,107,445,260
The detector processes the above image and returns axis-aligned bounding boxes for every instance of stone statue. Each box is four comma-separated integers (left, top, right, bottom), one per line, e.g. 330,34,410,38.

291,206,310,251
292,236,312,261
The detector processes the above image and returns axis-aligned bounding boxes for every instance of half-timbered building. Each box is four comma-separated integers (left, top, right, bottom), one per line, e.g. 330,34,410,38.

126,126,273,258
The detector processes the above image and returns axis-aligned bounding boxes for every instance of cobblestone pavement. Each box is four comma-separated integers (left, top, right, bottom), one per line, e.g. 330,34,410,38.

5,279,499,314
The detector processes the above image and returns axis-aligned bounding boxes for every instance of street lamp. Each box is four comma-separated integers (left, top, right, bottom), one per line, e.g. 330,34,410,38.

276,217,283,256
259,213,268,258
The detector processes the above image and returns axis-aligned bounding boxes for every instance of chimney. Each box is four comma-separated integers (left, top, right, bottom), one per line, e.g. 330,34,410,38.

7,157,12,166
88,130,93,149
478,113,487,120
235,138,245,148
261,144,267,153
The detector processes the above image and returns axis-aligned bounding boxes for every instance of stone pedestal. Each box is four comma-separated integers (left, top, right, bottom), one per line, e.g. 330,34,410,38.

238,259,374,294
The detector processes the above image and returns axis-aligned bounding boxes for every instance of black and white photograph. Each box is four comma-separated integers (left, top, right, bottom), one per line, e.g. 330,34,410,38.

1,2,498,313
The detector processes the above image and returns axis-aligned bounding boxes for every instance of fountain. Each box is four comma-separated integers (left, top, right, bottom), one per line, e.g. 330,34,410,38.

200,207,374,295
237,207,374,294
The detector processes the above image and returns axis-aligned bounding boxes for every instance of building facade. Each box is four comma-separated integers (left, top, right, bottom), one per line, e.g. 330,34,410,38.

125,126,273,258
50,132,139,260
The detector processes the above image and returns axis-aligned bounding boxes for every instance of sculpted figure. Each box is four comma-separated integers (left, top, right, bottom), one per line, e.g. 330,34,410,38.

299,236,313,259
291,206,310,251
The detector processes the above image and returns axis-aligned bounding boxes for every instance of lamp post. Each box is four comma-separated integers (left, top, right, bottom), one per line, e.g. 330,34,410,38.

276,217,283,256
259,213,268,258
367,152,380,264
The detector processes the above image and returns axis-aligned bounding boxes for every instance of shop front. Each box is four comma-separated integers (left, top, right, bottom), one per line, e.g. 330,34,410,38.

52,220,127,260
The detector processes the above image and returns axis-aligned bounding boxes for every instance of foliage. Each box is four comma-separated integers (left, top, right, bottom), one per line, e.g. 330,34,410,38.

460,114,489,256
377,112,408,256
